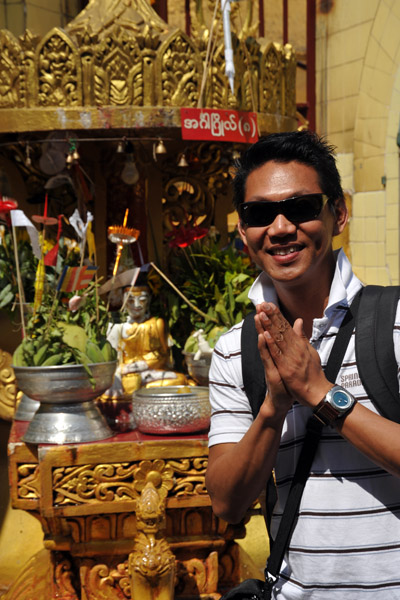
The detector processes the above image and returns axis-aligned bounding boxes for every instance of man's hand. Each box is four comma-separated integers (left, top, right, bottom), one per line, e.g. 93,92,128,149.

256,302,332,408
254,310,293,417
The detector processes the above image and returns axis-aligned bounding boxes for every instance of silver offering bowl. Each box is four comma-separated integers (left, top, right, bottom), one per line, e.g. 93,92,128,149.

132,385,210,435
13,362,117,444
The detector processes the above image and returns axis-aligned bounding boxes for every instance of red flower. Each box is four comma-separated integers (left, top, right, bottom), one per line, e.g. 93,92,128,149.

0,196,18,222
166,225,208,248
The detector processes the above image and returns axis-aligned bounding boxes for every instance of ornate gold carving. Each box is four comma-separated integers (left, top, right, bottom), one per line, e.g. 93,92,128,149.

132,459,174,499
260,42,283,115
0,0,296,132
37,28,82,107
54,553,79,599
175,551,219,596
0,30,21,109
66,0,169,38
93,28,143,106
80,561,131,599
157,31,201,107
0,349,17,421
168,458,208,496
129,481,175,597
52,458,206,507
163,175,214,233
17,463,41,499
53,463,139,505
160,142,237,234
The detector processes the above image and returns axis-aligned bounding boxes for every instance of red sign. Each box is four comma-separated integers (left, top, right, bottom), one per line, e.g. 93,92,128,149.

181,108,258,143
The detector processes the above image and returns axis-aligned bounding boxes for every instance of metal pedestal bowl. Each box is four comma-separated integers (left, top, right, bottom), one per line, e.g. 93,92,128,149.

132,385,210,434
13,362,117,444
14,393,40,421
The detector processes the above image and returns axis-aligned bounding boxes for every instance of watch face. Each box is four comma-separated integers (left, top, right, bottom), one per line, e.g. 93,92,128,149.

332,389,351,410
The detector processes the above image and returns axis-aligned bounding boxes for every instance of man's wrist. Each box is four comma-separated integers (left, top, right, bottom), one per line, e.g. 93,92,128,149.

258,394,291,427
313,385,357,427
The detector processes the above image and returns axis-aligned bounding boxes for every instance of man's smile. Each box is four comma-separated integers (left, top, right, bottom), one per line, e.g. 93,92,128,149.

268,244,304,256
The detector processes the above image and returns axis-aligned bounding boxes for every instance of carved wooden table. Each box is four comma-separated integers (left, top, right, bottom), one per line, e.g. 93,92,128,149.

6,421,247,600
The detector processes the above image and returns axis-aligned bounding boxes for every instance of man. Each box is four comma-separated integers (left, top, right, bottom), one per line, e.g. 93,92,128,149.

206,131,400,598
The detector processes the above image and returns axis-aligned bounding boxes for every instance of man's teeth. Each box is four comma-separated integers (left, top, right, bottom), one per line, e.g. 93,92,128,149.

272,246,300,256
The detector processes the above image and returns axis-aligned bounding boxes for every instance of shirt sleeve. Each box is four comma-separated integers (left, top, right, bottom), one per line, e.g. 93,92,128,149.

208,322,254,447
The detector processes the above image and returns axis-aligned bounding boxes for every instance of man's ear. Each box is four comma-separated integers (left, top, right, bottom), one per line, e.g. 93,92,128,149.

332,197,348,236
237,219,248,246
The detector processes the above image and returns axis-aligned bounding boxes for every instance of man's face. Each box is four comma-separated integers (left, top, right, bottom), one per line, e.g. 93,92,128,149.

238,160,347,288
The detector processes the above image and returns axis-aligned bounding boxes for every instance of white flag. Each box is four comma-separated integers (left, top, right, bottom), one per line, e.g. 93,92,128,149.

99,267,140,295
10,209,41,259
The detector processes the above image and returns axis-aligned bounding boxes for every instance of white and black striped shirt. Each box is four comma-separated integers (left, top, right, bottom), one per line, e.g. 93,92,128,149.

209,249,400,598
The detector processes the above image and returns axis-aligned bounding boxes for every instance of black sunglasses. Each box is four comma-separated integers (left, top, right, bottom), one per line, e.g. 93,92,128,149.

239,193,329,227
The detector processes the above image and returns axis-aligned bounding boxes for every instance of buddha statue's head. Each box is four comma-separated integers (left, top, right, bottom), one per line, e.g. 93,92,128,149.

123,286,150,323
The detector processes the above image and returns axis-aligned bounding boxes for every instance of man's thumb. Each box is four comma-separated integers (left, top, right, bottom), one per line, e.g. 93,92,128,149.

293,318,307,338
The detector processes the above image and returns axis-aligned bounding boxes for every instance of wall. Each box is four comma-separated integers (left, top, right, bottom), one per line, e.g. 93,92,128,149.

0,0,83,34
317,0,400,285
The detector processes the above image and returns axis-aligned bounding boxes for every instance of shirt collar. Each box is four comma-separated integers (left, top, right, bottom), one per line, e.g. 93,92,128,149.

248,248,363,316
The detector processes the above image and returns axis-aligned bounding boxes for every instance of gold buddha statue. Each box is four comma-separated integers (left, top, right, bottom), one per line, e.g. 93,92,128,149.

105,286,188,396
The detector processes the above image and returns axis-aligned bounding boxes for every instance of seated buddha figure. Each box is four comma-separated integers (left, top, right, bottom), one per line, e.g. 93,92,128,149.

105,286,188,396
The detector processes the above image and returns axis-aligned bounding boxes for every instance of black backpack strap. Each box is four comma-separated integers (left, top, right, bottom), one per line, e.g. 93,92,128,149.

241,310,275,541
356,285,400,423
242,310,267,418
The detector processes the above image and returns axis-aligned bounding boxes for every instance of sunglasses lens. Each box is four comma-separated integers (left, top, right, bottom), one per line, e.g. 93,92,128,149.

241,194,325,227
287,195,323,222
241,203,274,226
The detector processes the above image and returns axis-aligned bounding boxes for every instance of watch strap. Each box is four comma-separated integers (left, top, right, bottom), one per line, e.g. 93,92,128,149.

313,398,340,426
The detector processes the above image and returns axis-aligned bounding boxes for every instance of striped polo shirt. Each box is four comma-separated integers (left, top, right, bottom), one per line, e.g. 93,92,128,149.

208,249,400,598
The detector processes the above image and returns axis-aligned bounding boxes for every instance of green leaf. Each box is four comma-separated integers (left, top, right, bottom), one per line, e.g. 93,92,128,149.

235,285,252,304
0,291,13,308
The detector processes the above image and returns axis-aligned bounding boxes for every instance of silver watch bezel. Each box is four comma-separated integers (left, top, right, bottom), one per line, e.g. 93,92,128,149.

325,385,355,415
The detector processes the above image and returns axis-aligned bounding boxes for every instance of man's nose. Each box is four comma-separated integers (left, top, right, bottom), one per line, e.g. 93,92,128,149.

267,213,297,236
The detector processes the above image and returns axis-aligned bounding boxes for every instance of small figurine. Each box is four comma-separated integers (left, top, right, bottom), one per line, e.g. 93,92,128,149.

105,285,188,397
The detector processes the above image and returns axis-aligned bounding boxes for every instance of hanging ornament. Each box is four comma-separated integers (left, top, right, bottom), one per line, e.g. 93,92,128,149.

121,141,139,184
177,153,189,167
116,140,125,154
25,143,32,167
32,194,58,226
108,209,140,277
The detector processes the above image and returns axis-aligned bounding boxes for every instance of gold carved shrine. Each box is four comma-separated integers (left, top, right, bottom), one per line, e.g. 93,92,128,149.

6,421,251,600
0,0,297,131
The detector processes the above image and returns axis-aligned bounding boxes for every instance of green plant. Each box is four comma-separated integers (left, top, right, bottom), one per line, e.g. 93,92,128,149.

0,227,37,311
12,281,116,385
154,231,258,354
1,218,117,379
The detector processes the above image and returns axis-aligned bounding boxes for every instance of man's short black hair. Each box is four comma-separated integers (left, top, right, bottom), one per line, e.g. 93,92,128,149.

232,130,344,211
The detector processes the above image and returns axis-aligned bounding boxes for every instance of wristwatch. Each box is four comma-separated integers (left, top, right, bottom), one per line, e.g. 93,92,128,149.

313,385,356,426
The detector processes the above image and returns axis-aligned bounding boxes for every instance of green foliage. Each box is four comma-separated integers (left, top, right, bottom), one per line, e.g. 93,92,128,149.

154,234,258,352
13,281,117,387
0,227,81,316
0,229,37,311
